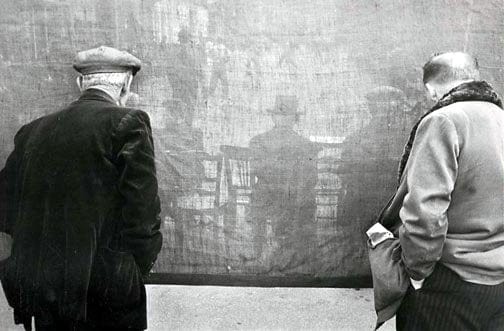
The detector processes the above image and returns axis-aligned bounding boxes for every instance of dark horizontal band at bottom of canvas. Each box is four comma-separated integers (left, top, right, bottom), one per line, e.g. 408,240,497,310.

145,273,373,288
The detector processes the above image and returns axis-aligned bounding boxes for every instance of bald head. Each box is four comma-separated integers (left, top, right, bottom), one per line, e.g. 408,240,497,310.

423,52,480,100
423,52,480,85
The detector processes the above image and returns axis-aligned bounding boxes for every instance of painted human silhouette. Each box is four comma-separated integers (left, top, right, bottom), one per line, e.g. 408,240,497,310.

336,86,413,275
167,27,204,127
207,39,230,99
249,95,321,273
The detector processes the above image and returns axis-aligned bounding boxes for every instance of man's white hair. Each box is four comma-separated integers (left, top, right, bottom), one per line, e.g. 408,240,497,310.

81,72,131,93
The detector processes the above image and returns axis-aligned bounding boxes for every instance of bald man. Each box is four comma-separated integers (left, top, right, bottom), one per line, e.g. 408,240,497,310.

390,52,504,330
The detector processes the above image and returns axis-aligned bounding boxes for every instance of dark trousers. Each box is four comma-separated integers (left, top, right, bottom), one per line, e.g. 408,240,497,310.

34,319,144,331
397,263,504,331
30,317,144,331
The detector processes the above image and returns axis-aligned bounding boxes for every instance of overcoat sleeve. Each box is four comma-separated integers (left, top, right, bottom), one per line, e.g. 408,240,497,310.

399,113,459,280
114,109,162,275
0,125,30,236
0,154,16,236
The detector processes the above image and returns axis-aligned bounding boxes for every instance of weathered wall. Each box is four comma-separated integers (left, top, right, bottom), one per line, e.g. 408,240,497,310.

1,0,504,284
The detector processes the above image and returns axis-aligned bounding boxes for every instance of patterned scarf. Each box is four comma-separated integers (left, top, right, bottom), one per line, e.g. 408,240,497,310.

397,80,503,182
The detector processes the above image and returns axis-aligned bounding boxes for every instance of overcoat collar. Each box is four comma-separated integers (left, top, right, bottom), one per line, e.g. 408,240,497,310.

78,88,117,105
397,80,502,182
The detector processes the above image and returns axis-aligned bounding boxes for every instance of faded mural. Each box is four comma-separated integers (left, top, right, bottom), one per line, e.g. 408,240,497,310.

1,0,504,284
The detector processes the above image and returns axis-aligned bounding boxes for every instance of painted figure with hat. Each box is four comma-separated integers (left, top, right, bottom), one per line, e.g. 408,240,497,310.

249,95,321,274
0,46,161,330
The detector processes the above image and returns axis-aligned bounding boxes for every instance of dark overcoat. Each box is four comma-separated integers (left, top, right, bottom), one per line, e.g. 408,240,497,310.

248,127,321,272
0,89,162,329
249,127,321,230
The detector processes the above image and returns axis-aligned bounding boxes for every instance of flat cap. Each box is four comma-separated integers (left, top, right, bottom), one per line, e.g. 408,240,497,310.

73,46,141,75
267,95,303,115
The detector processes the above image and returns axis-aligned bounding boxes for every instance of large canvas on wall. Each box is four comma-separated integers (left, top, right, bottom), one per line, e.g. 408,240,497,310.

1,0,503,285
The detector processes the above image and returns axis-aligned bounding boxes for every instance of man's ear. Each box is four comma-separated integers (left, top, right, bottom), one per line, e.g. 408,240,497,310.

76,75,83,91
425,82,437,101
118,73,134,106
121,73,133,94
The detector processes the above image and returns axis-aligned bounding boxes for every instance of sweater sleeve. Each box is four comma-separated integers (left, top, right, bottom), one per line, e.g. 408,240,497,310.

114,109,162,275
399,113,459,280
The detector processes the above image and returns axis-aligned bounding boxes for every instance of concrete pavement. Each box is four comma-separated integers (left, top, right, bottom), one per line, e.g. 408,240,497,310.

0,286,395,330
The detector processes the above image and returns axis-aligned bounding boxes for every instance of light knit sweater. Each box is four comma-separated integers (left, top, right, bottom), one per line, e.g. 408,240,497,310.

399,100,504,285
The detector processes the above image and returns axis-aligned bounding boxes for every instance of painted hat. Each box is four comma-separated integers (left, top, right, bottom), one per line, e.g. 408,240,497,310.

267,95,302,115
73,46,141,75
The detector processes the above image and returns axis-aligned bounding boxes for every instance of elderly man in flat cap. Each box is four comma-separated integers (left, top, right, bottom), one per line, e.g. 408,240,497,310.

0,46,162,331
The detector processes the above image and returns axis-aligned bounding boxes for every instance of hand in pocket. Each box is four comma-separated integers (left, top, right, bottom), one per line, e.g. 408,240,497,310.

89,247,143,307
